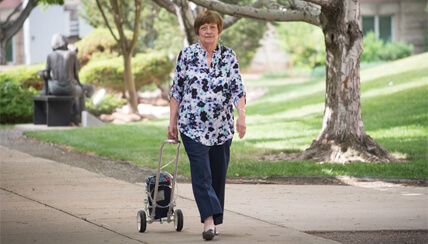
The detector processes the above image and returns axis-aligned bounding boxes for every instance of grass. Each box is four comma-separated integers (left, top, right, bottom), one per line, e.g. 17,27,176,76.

0,124,15,129
24,53,428,179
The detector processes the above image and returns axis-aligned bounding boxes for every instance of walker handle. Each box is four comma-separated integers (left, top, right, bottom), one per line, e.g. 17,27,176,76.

163,139,181,145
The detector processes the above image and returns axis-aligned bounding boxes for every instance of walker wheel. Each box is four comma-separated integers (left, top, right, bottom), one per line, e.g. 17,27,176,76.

174,209,183,231
137,210,147,233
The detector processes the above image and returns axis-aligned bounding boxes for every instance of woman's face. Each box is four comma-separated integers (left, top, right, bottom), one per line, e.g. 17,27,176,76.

197,23,219,46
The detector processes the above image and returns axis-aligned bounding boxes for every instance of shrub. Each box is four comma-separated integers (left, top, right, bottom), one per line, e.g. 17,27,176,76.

380,41,414,61
75,28,133,67
0,64,45,90
0,80,38,124
361,32,413,62
361,32,384,62
79,58,123,90
85,93,126,117
79,52,174,92
0,65,46,124
275,22,326,69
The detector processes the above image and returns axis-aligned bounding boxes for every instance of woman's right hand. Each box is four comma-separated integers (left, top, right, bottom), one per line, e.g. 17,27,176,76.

168,123,178,141
168,97,179,143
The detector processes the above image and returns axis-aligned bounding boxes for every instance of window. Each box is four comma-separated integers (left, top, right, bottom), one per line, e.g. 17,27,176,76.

362,16,393,42
6,39,13,63
378,16,392,42
362,16,375,35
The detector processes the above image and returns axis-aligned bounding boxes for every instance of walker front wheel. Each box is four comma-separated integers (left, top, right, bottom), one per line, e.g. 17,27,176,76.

137,210,147,233
174,209,183,231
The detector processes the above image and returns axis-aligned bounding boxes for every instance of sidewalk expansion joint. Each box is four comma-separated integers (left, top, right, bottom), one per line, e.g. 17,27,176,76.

1,187,148,244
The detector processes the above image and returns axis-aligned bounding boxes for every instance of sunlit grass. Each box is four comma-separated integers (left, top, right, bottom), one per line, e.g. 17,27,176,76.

26,53,428,179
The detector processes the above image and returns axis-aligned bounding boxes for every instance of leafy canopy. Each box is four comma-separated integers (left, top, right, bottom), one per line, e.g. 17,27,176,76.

79,0,160,51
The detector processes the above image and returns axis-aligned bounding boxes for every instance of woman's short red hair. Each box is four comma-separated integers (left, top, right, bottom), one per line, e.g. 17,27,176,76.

194,11,223,36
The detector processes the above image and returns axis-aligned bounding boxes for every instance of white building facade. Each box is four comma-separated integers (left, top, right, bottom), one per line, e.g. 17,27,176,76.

3,0,92,65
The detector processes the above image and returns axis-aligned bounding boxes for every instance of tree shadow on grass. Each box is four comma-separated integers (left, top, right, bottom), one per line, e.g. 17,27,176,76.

361,67,428,92
248,90,325,116
362,85,427,131
362,85,427,160
247,84,427,162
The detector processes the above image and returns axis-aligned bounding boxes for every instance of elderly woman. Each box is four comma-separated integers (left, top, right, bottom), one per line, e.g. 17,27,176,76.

168,11,246,240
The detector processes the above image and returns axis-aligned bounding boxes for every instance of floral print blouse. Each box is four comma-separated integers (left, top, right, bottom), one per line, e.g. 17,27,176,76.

170,42,246,146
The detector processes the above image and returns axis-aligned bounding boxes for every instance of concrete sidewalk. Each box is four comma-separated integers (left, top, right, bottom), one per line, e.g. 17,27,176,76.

1,145,427,244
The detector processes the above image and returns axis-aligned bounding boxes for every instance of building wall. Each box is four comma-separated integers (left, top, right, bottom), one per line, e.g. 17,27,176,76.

0,0,23,65
24,5,66,65
14,28,25,64
360,0,428,53
399,1,428,53
19,2,93,65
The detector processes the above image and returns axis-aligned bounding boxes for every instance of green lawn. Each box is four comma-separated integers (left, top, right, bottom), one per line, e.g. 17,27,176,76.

0,124,15,129
25,52,428,179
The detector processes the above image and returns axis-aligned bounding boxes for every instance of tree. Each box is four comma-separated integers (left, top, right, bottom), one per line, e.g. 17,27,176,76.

151,0,264,47
79,0,160,51
0,0,64,65
95,0,142,114
189,0,397,163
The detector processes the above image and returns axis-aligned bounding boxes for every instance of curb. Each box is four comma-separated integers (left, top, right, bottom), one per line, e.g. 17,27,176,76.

226,176,428,186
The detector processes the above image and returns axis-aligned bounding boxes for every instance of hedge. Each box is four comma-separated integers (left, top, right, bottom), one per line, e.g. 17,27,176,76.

75,28,133,67
0,64,45,89
79,52,174,92
0,65,46,124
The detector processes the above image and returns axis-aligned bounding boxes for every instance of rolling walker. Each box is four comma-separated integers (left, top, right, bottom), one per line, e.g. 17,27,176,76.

137,139,183,232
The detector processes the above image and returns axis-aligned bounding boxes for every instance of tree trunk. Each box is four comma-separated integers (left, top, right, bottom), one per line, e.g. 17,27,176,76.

123,53,139,114
0,0,38,65
174,0,199,45
99,0,141,115
0,40,7,65
298,0,397,163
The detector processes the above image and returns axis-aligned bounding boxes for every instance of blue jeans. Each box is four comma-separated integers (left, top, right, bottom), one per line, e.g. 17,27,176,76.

180,133,231,225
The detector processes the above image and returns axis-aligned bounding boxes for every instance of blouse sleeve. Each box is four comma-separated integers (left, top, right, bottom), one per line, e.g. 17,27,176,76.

229,51,246,108
169,50,186,104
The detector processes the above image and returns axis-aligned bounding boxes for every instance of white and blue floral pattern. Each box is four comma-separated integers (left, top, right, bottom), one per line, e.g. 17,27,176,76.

170,42,245,146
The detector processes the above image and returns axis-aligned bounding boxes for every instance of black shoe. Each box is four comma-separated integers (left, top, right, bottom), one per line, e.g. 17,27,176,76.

202,229,215,240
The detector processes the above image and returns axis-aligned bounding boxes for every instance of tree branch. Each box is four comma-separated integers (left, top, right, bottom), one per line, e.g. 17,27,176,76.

95,0,120,44
173,0,199,44
262,0,287,10
222,16,241,29
151,0,177,14
302,0,331,7
1,0,37,41
110,0,129,53
189,0,320,26
3,2,23,29
129,0,142,53
223,0,265,29
289,0,321,16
